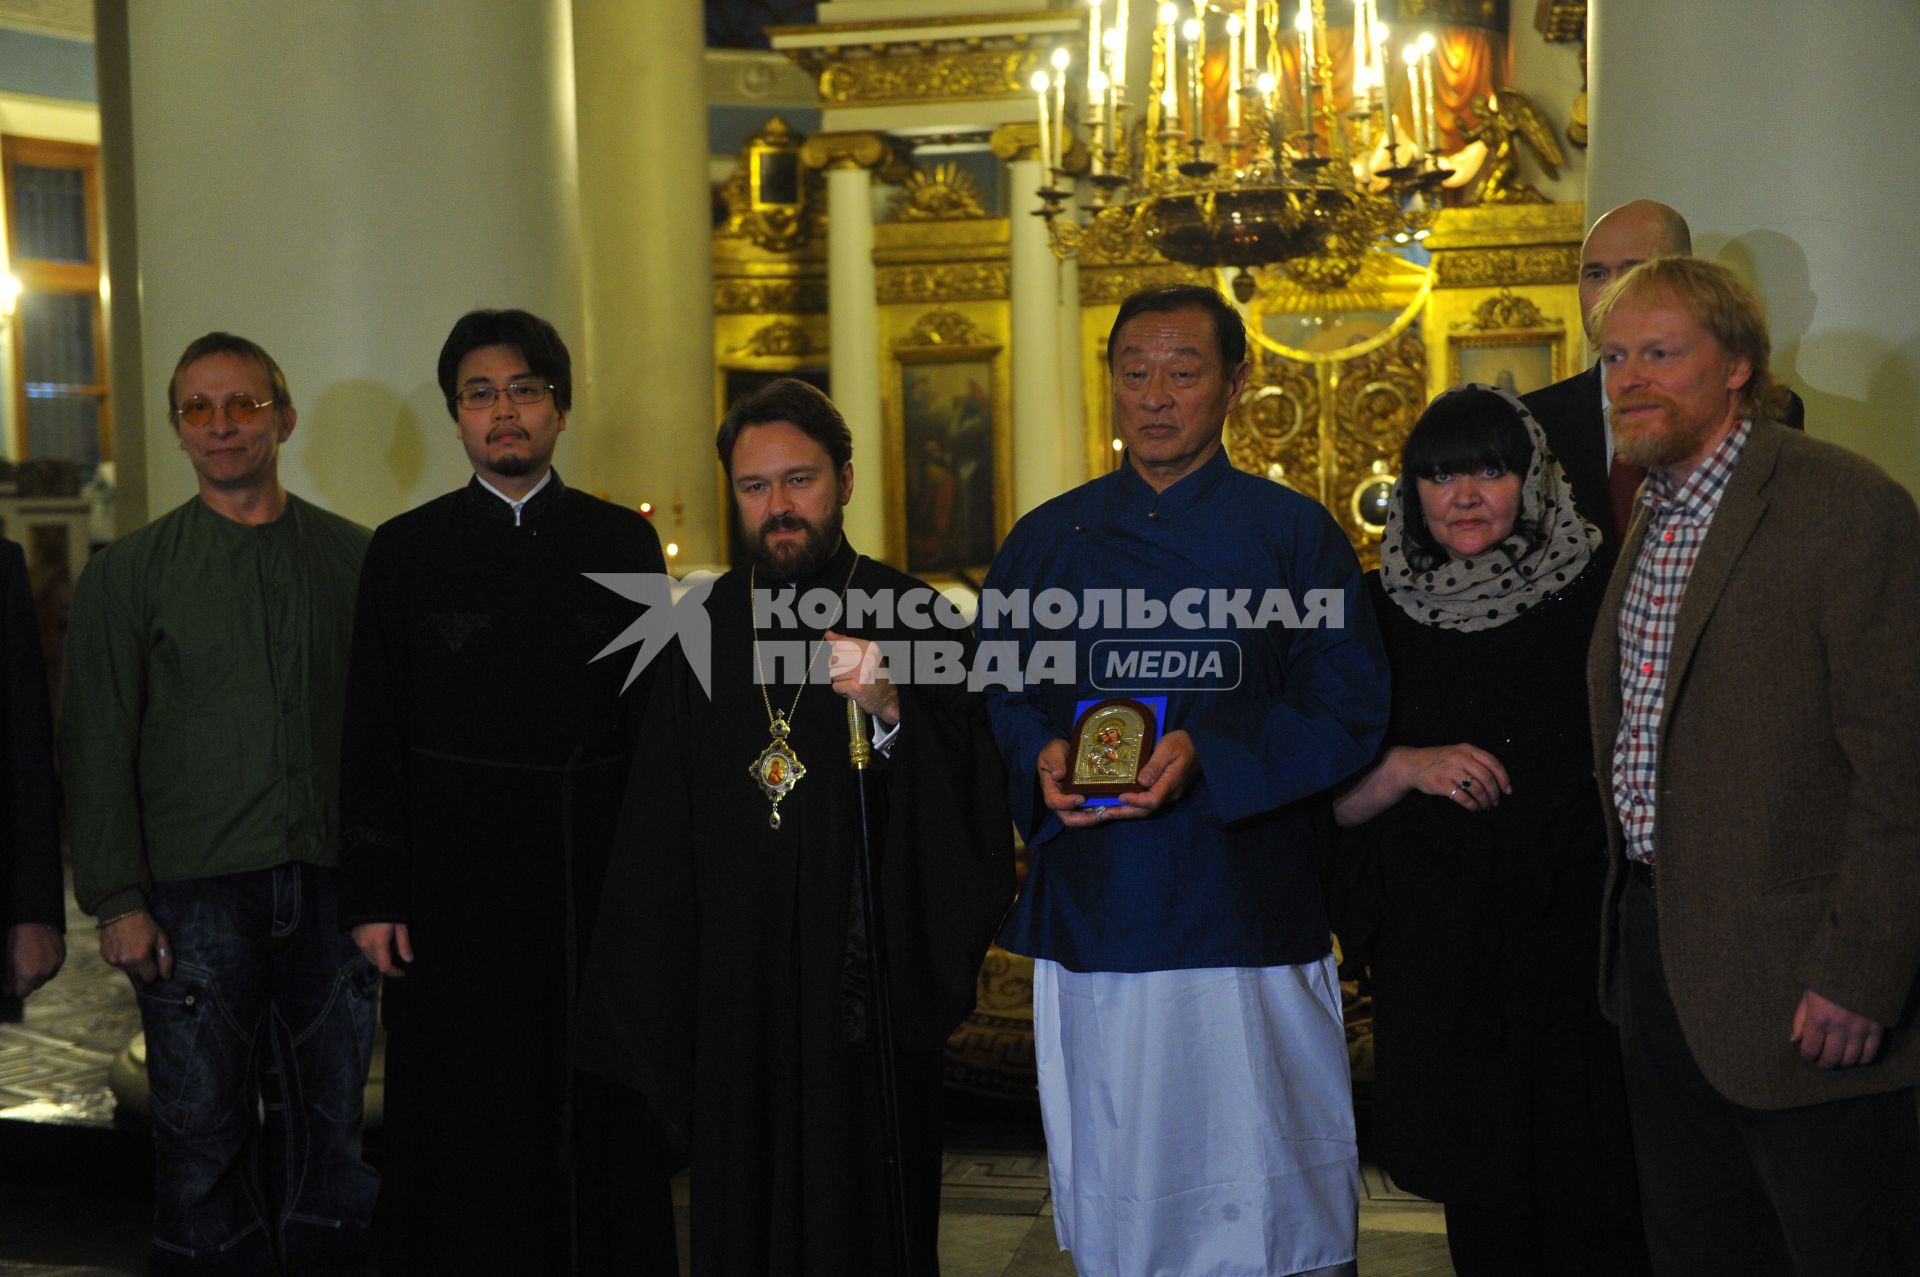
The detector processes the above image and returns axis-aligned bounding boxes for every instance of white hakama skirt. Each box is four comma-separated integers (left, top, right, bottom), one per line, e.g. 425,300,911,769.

1033,957,1359,1277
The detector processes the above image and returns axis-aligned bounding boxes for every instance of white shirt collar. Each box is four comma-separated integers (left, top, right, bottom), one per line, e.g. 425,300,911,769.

474,469,553,526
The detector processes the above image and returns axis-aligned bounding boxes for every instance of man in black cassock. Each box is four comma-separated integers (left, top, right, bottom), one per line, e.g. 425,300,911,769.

338,309,675,1274
577,377,1015,1275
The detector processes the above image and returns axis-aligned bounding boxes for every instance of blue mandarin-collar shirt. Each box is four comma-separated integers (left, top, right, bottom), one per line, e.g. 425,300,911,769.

981,447,1390,972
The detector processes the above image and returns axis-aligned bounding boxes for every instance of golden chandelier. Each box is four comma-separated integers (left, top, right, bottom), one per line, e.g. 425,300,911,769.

1036,0,1453,298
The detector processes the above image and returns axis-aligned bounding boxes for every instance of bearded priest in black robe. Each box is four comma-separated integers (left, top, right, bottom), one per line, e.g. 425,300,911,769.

578,378,1015,1275
338,310,676,1274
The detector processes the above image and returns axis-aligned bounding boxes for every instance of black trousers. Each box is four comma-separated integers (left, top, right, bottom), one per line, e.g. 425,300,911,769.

1615,875,1920,1277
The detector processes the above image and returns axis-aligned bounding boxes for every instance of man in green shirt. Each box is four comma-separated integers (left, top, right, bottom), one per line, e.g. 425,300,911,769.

62,332,377,1276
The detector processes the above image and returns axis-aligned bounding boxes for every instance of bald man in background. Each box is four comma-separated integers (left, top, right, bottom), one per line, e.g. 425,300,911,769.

1523,200,1803,547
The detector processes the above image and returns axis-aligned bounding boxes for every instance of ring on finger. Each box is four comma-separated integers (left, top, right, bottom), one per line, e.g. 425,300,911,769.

1460,777,1472,789
1448,786,1461,799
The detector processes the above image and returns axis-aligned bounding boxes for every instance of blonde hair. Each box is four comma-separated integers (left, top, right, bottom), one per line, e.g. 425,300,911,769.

1590,256,1788,424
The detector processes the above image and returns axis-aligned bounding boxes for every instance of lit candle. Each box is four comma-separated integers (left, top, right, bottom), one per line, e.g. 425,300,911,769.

1159,1,1178,130
1089,68,1110,173
1052,47,1071,175
1033,69,1054,176
1112,0,1129,91
1418,31,1438,152
1088,0,1102,85
1226,13,1243,137
1183,16,1202,143
1245,0,1259,76
1377,24,1396,152
1295,5,1314,132
1353,0,1370,106
1402,44,1423,152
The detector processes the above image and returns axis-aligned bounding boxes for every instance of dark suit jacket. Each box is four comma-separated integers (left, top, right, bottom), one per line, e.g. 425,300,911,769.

1524,362,1805,554
2,538,63,948
1588,423,1920,1109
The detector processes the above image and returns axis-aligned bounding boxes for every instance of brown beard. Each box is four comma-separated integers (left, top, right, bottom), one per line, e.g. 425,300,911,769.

1611,395,1727,471
750,505,844,582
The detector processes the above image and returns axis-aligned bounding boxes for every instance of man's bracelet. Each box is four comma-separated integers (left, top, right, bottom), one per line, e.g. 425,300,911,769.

96,908,147,928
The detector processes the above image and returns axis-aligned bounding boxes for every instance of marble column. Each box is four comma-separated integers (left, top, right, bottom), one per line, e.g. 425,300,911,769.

993,123,1067,518
801,131,893,560
574,0,717,561
101,0,581,530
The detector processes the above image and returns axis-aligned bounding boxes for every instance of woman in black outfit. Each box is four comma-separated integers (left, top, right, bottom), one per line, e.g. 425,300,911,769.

1333,384,1650,1275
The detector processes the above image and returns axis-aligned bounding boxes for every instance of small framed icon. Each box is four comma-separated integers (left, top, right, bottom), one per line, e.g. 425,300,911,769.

1063,696,1164,803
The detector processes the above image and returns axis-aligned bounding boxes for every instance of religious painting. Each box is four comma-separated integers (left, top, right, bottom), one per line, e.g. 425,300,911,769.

886,308,1009,578
1445,288,1568,398
900,360,996,573
1452,336,1557,396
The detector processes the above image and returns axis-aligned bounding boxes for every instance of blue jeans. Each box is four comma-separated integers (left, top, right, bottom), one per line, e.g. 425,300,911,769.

138,863,378,1276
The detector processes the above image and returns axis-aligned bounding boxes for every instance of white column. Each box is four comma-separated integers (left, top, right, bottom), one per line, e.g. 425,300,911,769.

1056,253,1088,489
997,125,1066,518
803,134,891,560
574,0,717,561
107,0,581,530
1590,0,1920,493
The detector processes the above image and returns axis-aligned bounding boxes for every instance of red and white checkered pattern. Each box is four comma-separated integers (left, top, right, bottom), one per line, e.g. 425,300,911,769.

1611,420,1754,866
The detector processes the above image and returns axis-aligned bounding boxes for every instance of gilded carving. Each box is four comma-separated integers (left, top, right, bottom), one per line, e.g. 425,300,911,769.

1533,0,1587,41
1226,353,1320,495
888,162,989,222
876,263,1009,305
1458,90,1564,205
1074,204,1164,268
797,130,893,172
713,277,828,316
815,48,1043,105
716,117,826,253
1331,333,1427,563
1452,288,1560,333
894,308,998,353
734,320,815,359
943,948,1037,1098
1434,246,1580,288
1079,263,1210,305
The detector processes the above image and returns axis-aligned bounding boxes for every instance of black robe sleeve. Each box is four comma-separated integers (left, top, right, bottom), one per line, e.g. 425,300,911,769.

575,642,702,1138
874,674,1015,1051
337,526,416,926
2,540,62,936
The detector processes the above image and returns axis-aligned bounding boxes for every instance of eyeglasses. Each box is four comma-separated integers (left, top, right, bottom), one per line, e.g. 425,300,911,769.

175,394,275,428
453,381,553,411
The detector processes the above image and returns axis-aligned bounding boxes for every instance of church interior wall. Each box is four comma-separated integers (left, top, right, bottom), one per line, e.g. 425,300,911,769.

1590,0,1920,494
0,2,1915,554
107,0,586,535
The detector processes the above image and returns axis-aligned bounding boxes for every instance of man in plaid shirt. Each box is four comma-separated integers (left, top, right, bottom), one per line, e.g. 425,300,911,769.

1587,256,1920,1276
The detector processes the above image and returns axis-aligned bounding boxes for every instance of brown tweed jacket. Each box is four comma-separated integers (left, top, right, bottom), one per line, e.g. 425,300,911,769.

1589,421,1920,1110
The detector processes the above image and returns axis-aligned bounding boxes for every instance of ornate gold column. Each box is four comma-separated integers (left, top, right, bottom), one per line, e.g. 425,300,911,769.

801,131,893,558
993,123,1066,519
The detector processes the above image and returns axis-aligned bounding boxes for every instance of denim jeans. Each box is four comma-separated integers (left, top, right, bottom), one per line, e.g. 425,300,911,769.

138,862,379,1276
